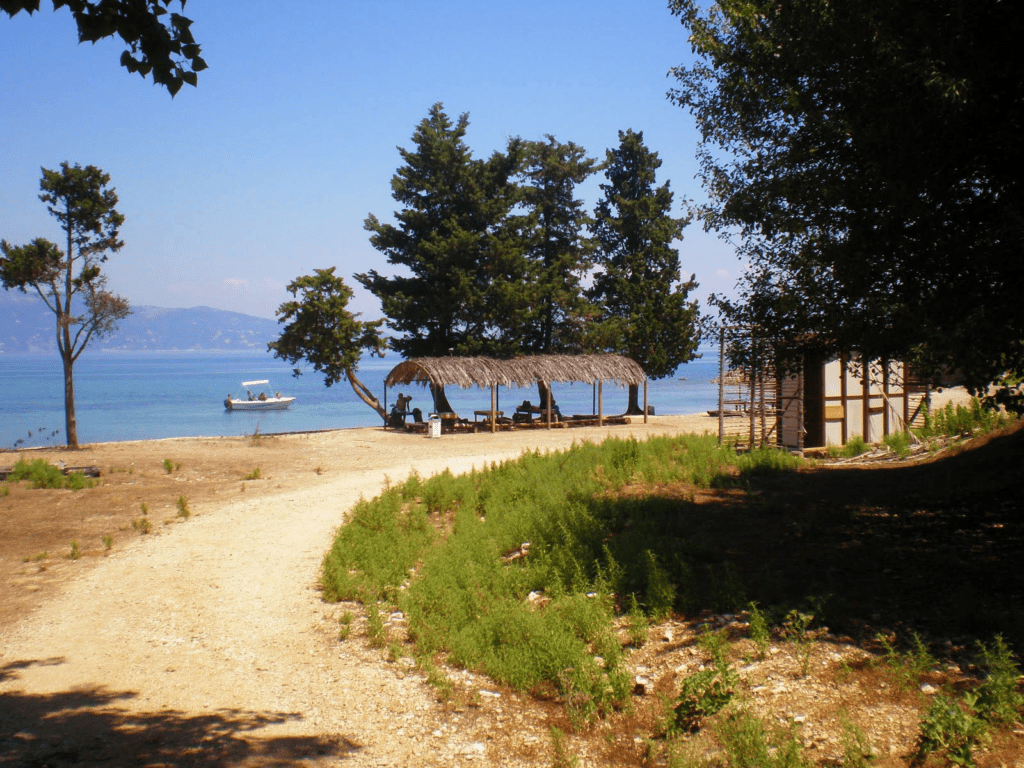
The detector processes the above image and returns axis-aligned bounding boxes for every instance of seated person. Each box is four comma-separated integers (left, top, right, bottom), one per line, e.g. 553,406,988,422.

258,391,268,401
394,392,413,413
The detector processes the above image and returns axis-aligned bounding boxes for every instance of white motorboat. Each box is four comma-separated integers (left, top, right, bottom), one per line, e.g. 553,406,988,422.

224,380,295,411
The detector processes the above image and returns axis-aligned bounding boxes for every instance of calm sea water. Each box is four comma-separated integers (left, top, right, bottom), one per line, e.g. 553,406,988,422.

0,349,720,449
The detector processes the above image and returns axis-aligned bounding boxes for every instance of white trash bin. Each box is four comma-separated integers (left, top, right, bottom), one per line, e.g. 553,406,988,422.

427,414,441,438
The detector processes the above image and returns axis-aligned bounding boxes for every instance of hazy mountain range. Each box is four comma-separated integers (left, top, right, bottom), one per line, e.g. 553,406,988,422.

0,292,281,353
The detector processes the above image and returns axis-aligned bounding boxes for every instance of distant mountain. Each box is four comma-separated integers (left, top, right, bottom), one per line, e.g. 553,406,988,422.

0,292,280,353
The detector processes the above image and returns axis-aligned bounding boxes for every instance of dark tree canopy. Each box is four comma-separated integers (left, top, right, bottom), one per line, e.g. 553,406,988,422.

268,268,388,420
669,0,1024,395
516,136,600,355
590,129,700,412
357,103,525,359
0,162,130,447
2,0,205,95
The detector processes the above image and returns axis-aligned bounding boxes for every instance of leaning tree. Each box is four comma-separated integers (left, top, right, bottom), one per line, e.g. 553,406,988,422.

268,268,388,422
1,162,131,448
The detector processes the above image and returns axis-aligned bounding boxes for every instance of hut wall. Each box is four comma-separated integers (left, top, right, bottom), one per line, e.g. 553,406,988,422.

782,356,910,450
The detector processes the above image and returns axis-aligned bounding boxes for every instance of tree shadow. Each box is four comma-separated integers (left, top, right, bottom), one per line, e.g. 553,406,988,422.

592,420,1024,651
0,660,361,766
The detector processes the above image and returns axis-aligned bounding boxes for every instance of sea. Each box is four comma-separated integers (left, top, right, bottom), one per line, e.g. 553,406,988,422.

0,348,721,450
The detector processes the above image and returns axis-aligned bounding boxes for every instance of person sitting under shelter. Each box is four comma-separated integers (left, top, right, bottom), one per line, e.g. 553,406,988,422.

395,392,413,413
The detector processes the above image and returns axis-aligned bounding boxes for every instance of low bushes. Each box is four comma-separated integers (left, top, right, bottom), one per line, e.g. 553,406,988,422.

321,434,803,722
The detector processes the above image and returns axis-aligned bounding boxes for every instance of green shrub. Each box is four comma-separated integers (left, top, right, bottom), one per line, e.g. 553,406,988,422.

717,710,808,768
839,711,876,768
877,632,938,690
176,495,190,518
974,635,1024,725
914,693,987,768
748,601,771,659
671,650,738,733
319,434,800,723
10,458,68,489
882,431,912,458
841,435,870,458
243,467,261,480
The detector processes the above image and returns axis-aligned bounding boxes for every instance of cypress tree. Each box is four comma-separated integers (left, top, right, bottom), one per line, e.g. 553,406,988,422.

590,129,700,414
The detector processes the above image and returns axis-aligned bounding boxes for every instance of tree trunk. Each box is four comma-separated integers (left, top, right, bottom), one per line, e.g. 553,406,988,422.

430,383,455,414
62,349,79,448
624,383,649,416
346,369,387,422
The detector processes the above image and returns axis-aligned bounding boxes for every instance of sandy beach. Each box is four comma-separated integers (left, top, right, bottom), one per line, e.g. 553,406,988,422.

0,414,717,767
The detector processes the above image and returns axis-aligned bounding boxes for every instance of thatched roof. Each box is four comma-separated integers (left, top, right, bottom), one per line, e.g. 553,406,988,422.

385,354,646,389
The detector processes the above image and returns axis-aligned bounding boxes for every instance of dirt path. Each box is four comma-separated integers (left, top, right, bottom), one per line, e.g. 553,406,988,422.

0,416,716,766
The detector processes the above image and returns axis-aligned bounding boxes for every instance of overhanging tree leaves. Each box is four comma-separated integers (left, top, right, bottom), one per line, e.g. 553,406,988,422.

0,162,130,448
2,0,206,95
268,268,388,422
590,129,700,414
668,0,1024,396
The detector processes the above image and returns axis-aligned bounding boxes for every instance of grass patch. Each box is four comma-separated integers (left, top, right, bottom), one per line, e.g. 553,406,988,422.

7,458,94,490
917,398,1011,440
321,434,802,722
243,467,262,480
176,495,190,518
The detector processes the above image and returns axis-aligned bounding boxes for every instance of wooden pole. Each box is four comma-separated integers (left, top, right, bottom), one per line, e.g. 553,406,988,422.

598,380,604,426
643,380,648,424
490,385,497,433
718,326,725,445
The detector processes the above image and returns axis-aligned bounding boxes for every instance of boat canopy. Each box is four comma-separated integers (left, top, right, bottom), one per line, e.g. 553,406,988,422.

241,379,269,386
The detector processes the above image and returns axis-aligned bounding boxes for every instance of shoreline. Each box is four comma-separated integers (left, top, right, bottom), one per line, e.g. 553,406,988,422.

1,412,719,454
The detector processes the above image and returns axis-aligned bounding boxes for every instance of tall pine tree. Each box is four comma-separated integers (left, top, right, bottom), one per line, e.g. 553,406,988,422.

590,129,700,414
516,136,600,355
357,103,522,359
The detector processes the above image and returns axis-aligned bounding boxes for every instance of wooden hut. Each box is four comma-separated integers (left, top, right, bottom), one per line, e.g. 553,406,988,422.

384,354,648,432
776,356,927,451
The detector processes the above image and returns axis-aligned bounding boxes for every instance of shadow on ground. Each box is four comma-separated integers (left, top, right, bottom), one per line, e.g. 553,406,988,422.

612,419,1024,652
0,659,359,767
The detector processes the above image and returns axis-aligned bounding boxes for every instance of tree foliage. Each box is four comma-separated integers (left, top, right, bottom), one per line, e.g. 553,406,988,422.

0,162,130,447
357,103,525,359
590,129,700,411
2,0,205,95
516,136,600,354
268,268,387,420
669,0,1024,394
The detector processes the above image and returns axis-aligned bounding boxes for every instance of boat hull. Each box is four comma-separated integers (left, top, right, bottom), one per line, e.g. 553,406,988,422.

225,397,295,411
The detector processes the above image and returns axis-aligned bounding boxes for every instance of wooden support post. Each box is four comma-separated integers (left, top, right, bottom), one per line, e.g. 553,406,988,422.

598,380,604,426
643,380,648,424
490,385,497,433
718,327,725,445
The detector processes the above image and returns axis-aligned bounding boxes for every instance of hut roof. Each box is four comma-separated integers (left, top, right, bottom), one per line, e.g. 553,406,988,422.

385,354,646,389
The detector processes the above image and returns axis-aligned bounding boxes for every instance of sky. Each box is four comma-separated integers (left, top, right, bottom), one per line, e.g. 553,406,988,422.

1,1,741,322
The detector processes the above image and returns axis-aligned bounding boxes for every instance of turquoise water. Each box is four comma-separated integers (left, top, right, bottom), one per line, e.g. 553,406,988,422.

0,349,720,449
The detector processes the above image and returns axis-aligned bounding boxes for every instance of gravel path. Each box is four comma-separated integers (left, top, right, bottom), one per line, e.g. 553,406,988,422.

0,417,715,766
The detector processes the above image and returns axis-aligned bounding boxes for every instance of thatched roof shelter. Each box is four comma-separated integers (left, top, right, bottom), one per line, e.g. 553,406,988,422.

384,354,648,432
385,354,646,389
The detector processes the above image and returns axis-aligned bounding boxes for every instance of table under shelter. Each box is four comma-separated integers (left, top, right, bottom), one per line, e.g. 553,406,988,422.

383,354,648,433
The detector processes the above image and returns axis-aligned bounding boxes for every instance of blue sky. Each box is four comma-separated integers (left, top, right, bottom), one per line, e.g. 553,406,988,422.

1,1,740,321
